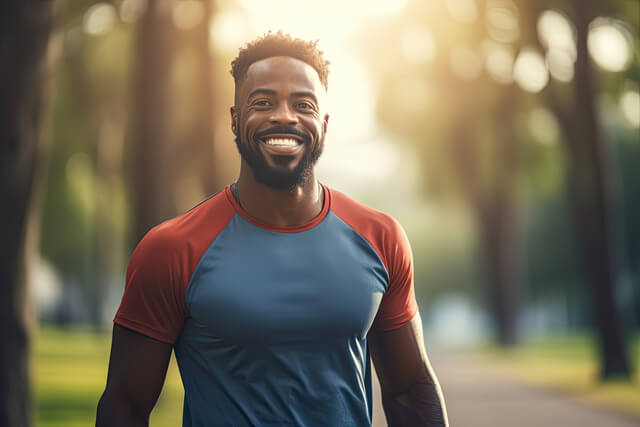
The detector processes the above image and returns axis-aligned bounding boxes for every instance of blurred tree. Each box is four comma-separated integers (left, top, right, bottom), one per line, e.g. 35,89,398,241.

535,0,632,379
360,0,526,346
0,1,53,425
170,0,222,210
129,0,177,242
182,0,220,195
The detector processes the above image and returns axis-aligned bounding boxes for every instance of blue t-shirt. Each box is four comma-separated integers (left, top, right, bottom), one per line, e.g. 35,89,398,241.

115,184,418,426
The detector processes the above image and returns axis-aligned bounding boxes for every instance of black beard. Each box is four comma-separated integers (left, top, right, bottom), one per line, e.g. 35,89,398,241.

235,129,324,191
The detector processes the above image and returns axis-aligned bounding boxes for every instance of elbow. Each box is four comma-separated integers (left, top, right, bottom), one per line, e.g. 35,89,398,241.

96,389,148,427
381,380,448,427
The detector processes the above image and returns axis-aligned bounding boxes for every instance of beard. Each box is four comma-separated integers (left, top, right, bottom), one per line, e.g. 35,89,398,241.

235,126,324,191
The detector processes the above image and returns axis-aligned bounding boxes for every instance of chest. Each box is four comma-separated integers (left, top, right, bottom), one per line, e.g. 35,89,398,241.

184,214,388,341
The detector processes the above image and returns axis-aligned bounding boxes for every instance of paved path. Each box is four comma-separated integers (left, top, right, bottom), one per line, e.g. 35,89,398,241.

370,352,640,427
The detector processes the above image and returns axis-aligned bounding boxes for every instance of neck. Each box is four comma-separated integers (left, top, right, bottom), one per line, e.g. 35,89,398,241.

235,163,324,228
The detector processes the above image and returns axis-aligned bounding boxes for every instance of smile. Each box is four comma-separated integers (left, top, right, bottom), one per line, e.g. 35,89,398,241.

257,134,305,156
262,137,300,147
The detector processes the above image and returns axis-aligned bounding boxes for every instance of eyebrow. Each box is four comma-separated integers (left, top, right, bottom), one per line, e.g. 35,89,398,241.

247,88,276,100
247,88,318,104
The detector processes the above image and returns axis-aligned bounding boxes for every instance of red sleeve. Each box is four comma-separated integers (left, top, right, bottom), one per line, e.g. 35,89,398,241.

114,225,188,344
329,188,418,332
113,189,237,344
370,218,418,331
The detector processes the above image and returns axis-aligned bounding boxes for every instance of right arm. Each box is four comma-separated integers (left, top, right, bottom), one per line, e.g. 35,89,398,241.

96,324,173,427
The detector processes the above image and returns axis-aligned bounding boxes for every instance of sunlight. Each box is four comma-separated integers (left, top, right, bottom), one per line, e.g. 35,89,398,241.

83,3,117,36
513,48,549,93
537,10,576,60
401,27,437,65
486,0,520,44
483,40,514,84
224,0,410,187
444,0,478,23
537,10,576,83
588,18,633,72
620,90,640,128
172,0,204,31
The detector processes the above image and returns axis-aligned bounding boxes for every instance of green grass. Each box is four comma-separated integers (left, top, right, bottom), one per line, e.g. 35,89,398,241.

34,327,184,427
33,328,640,425
476,334,640,418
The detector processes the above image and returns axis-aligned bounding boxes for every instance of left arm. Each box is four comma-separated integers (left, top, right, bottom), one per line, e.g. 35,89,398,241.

369,312,448,427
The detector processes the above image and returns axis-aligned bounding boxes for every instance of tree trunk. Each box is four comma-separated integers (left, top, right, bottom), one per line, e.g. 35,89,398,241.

130,0,176,242
449,84,521,347
563,0,630,379
192,0,218,194
0,1,54,426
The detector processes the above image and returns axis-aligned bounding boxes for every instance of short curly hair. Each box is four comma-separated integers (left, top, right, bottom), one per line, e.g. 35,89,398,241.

230,31,330,95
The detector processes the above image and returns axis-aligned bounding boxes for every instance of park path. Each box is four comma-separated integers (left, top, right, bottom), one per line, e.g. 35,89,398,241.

370,351,640,427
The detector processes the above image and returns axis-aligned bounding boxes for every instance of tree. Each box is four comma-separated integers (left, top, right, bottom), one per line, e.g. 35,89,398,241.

0,1,54,425
552,0,630,379
129,0,177,242
520,0,633,379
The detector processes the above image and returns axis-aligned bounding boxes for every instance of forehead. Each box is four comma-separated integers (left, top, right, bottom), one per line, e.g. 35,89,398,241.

239,56,325,100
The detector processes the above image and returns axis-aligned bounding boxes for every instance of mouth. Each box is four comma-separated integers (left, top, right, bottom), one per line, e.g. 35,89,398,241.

258,134,304,155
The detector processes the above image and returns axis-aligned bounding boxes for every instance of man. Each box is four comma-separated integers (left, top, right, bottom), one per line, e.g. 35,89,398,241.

96,32,448,427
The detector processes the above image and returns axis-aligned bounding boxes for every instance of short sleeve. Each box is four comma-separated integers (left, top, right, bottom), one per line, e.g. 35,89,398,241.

114,226,188,344
371,219,418,331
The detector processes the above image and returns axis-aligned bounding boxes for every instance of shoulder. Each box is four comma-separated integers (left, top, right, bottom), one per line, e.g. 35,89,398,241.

328,187,410,270
130,189,236,272
329,187,406,240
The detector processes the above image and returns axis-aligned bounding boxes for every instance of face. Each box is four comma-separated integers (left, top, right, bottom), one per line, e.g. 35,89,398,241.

231,56,329,190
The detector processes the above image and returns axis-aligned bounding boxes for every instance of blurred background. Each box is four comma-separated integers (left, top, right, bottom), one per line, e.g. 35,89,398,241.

2,0,640,426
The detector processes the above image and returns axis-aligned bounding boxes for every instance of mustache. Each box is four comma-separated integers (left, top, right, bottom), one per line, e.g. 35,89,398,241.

254,126,310,143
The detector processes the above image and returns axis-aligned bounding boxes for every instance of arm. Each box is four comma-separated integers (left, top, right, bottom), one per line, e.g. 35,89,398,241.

369,312,448,427
96,324,173,427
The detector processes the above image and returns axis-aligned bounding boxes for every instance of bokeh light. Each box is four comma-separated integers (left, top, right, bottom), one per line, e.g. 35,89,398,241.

120,0,147,24
588,17,634,72
528,107,560,144
83,3,117,36
537,10,576,83
483,40,514,84
619,89,640,128
514,48,549,93
485,0,520,43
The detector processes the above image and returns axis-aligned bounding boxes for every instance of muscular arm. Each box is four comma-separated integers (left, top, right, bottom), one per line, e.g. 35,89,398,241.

369,312,448,427
96,324,173,427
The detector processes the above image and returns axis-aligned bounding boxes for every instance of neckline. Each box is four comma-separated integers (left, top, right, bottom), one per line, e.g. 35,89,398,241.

224,183,331,233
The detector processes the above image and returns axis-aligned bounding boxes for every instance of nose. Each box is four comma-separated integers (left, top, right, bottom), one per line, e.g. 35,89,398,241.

269,103,298,125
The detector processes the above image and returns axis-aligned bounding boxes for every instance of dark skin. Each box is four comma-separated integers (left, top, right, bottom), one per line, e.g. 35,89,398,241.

96,56,448,426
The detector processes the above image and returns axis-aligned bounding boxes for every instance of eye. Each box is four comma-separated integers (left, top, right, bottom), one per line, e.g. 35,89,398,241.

295,101,314,110
253,99,272,107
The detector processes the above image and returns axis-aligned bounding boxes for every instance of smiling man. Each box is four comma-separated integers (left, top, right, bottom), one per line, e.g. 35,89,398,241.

96,32,448,427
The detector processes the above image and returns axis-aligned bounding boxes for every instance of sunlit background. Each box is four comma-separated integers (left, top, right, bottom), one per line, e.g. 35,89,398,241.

18,0,640,425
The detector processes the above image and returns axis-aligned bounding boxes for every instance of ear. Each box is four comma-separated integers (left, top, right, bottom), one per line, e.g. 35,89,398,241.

230,106,238,136
323,113,330,135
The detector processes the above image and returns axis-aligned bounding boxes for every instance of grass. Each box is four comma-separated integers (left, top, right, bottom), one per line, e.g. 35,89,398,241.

33,327,184,427
476,334,640,418
33,327,640,425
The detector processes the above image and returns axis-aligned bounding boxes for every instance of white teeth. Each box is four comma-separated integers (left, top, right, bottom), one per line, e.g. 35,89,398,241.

264,137,299,147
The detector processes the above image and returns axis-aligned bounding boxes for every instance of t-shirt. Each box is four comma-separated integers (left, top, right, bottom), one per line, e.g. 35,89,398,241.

114,184,418,427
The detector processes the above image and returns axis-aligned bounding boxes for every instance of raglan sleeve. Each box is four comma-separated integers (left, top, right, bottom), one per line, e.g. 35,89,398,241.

113,226,188,344
371,217,419,331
